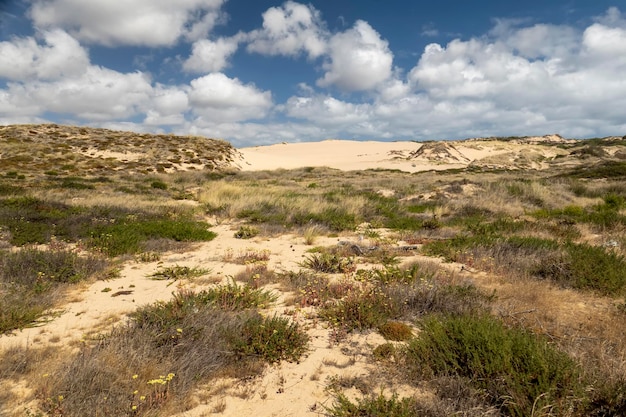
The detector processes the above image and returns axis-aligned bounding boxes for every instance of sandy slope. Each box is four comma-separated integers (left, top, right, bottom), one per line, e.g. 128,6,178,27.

236,138,569,172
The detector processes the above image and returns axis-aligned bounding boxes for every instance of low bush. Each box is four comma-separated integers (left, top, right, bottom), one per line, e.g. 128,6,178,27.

356,263,430,285
148,265,209,281
234,225,259,239
378,321,413,341
0,196,217,254
326,392,416,417
277,270,332,307
535,243,626,295
132,283,276,332
320,286,399,331
301,252,355,274
150,180,168,190
404,314,583,416
229,314,309,363
0,248,108,332
89,218,216,257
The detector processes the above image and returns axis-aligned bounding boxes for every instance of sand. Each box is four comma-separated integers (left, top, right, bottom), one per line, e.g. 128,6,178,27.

236,138,565,173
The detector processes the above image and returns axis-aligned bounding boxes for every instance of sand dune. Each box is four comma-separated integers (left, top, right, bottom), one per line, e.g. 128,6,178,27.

236,136,576,173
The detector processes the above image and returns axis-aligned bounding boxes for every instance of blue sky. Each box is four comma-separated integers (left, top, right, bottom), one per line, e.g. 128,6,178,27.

0,1,625,146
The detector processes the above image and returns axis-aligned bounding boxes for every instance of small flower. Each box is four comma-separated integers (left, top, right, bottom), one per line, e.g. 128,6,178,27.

140,395,146,401
133,390,138,395
132,374,139,379
131,405,137,411
176,328,183,333
58,395,64,401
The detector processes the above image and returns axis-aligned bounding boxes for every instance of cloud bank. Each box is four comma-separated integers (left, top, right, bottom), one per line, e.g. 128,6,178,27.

0,2,625,146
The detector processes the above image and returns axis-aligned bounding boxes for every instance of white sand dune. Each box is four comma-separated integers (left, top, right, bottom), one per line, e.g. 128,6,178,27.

236,137,568,173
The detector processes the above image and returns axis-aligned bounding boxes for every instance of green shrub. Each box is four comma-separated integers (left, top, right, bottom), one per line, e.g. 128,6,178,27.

357,263,430,285
132,283,276,332
535,243,626,295
301,252,355,274
0,248,107,288
326,392,416,417
58,179,95,189
0,291,46,334
320,286,399,331
404,315,583,416
378,321,413,341
0,248,108,332
0,181,24,196
310,207,357,231
151,180,168,190
372,342,396,360
89,219,216,256
149,265,209,281
234,225,259,239
229,314,309,363
0,196,82,245
567,161,626,179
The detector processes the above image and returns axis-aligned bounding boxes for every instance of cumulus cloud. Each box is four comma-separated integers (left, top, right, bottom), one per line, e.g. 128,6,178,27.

280,8,626,142
246,1,327,59
0,29,89,81
3,3,626,144
408,8,626,124
183,36,241,73
8,67,153,120
285,94,369,126
317,20,393,91
29,0,226,46
188,73,273,122
183,120,325,147
491,20,580,60
144,85,189,126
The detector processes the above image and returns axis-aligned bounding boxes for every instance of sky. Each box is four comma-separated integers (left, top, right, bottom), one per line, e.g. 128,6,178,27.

0,0,625,147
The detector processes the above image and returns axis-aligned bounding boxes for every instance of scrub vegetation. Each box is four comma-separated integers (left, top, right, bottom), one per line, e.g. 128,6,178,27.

1,125,626,416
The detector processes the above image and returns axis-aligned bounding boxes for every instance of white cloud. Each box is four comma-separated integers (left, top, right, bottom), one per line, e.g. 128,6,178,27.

2,67,153,121
492,20,580,60
582,22,626,60
0,30,89,81
21,66,152,120
3,4,626,145
188,73,273,122
246,1,327,59
317,20,393,91
183,120,325,147
144,85,189,126
183,36,240,73
285,94,370,126
29,0,226,47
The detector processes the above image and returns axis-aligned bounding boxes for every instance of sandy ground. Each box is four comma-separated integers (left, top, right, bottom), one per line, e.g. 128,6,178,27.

1,222,414,416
